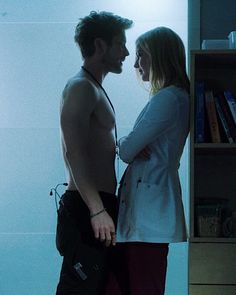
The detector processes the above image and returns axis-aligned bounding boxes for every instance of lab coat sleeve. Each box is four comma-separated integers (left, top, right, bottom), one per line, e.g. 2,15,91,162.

119,89,178,163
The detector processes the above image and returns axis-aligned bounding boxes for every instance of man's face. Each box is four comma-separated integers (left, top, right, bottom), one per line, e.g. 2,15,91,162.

102,31,129,74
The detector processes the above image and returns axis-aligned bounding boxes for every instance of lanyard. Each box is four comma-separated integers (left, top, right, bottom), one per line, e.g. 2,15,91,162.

81,66,118,148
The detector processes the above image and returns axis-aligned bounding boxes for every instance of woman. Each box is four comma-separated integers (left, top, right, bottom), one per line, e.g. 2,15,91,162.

109,27,190,295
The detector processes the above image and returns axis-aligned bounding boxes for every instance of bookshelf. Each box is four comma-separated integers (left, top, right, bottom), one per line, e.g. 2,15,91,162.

189,50,236,295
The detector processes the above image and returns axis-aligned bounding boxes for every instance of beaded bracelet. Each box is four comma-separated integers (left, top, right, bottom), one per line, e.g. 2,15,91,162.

90,208,106,219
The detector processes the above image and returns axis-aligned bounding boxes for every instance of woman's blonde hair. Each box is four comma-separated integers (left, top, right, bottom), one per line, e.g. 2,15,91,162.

136,27,190,94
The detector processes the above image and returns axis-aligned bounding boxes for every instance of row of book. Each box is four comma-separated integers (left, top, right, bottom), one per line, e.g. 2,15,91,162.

195,82,236,143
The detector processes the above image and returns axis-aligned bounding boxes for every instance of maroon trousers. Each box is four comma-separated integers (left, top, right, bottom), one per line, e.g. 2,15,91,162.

105,242,169,295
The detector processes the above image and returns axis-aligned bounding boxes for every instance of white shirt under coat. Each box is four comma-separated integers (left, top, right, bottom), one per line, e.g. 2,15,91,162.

116,85,189,243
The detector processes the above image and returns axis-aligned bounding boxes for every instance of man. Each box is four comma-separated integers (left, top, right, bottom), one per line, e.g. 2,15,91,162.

55,11,133,295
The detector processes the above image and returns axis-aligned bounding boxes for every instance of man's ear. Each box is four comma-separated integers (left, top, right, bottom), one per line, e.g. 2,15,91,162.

94,38,108,55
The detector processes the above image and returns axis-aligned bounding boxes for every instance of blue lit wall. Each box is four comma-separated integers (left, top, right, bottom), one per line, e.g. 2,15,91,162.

0,1,188,294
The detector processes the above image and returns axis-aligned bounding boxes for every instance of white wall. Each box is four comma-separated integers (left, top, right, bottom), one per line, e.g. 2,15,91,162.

0,1,188,294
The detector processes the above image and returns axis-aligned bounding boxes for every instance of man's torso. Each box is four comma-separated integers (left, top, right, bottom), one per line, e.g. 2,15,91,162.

61,75,117,193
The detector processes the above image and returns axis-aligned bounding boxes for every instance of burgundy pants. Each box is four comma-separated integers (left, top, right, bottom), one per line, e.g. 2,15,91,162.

105,242,169,295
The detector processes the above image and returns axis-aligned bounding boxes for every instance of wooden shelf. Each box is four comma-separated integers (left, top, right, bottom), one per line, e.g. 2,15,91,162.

194,143,236,154
192,50,236,69
189,50,236,294
195,143,236,148
189,237,236,243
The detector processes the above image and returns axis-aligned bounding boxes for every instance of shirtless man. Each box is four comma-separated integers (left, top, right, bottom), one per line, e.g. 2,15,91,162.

55,11,132,295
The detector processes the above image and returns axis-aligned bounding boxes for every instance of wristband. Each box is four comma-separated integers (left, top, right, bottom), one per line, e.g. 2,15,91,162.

90,208,106,219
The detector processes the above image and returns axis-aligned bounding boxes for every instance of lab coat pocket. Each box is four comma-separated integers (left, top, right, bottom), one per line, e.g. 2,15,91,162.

135,182,170,235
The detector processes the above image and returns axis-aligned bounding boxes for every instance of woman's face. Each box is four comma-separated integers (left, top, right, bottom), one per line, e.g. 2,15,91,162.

134,46,151,81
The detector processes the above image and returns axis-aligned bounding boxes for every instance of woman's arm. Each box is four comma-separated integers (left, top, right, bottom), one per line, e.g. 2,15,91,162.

119,89,178,163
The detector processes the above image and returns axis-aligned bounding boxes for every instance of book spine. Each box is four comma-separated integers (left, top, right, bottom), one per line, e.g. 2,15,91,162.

214,96,234,143
195,82,205,143
224,90,236,125
205,90,221,143
218,93,236,142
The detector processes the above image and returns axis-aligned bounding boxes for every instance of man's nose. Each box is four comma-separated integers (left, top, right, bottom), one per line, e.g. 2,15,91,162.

124,46,129,57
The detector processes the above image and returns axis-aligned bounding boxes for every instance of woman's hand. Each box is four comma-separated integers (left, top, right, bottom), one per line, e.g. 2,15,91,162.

135,147,151,160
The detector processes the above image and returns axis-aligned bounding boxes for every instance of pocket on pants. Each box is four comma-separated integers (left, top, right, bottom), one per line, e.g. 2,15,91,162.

56,206,76,256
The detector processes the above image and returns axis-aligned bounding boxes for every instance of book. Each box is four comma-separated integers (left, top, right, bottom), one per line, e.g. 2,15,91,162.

214,96,234,143
195,82,205,143
205,90,221,143
217,93,236,142
224,90,236,125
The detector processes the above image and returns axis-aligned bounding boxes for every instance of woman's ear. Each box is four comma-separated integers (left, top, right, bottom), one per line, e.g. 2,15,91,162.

94,38,108,55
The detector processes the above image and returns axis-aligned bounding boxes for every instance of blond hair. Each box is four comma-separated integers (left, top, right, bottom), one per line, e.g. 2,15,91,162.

136,27,189,94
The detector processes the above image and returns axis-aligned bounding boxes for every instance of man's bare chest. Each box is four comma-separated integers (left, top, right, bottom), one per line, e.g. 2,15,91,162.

92,96,116,131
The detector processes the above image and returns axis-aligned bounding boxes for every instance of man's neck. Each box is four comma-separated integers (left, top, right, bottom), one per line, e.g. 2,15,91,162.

82,61,107,84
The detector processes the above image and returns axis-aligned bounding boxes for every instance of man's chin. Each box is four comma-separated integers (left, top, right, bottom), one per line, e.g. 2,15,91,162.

112,69,122,74
110,65,122,74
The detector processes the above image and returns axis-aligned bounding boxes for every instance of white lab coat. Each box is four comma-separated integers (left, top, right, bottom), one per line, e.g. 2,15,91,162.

117,85,189,243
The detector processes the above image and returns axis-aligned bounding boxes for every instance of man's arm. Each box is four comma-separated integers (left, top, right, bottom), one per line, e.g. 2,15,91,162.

60,79,116,246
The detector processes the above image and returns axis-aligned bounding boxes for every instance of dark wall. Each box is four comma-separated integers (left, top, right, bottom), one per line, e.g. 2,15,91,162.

201,0,236,41
189,0,236,50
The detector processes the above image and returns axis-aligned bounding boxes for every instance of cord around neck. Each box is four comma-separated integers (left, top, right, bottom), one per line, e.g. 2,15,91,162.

81,66,118,147
81,66,115,114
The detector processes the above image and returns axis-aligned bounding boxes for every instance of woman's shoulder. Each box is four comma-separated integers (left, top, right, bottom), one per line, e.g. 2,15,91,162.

152,85,189,102
158,85,188,95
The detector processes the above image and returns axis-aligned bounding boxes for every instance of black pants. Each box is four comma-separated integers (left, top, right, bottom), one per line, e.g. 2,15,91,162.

55,190,118,295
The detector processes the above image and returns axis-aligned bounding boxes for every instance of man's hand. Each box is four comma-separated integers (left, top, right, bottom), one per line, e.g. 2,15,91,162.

90,211,116,247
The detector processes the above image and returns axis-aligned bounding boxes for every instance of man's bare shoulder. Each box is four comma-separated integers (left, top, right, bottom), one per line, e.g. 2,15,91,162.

60,76,100,118
63,76,98,102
